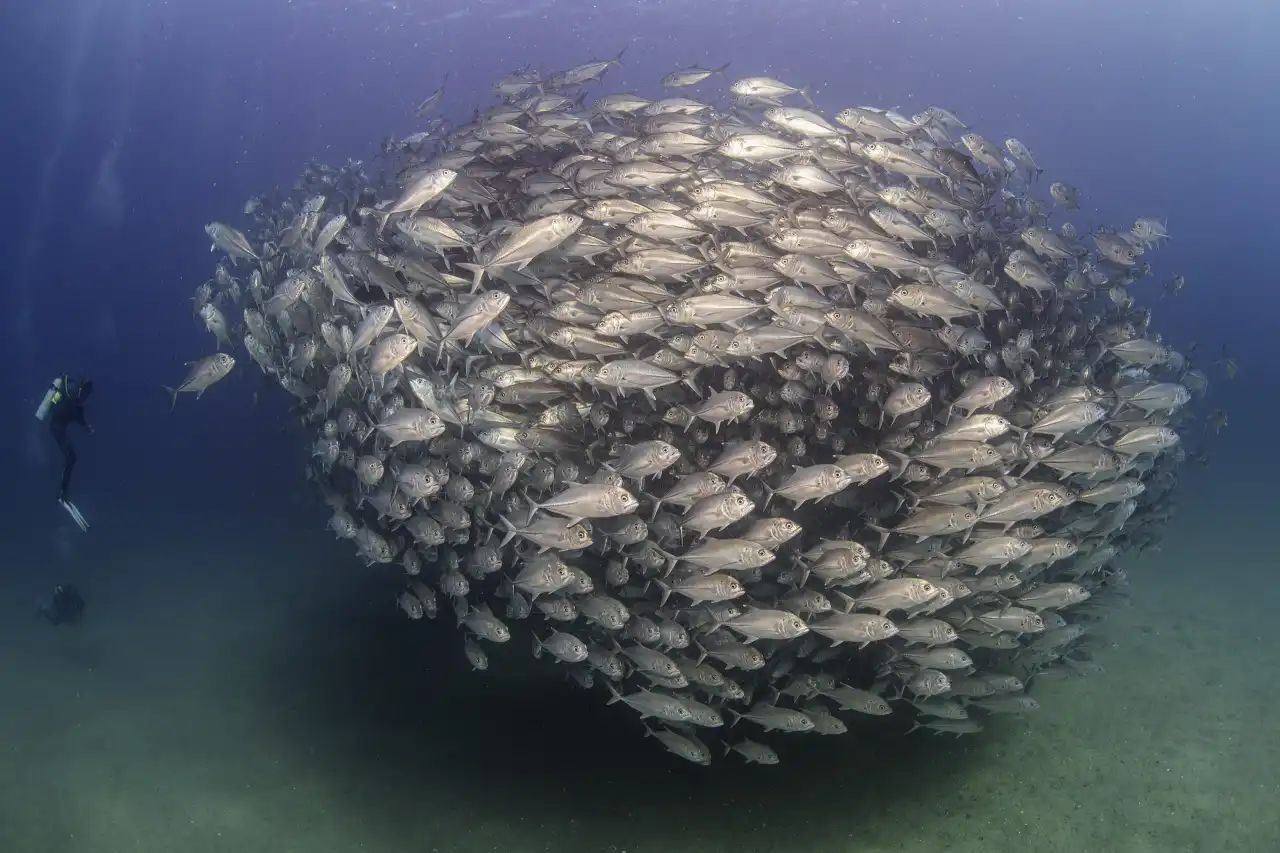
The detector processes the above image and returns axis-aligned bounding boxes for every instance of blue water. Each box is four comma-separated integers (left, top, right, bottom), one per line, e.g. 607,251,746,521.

0,1,1274,851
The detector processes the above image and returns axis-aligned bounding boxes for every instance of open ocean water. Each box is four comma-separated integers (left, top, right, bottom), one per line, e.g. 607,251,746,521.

0,1,1275,852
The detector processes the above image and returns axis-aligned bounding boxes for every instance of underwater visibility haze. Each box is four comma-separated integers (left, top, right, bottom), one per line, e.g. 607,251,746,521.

0,1,1276,851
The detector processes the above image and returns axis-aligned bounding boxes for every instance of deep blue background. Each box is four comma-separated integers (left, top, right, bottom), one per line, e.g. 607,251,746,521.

0,0,1266,564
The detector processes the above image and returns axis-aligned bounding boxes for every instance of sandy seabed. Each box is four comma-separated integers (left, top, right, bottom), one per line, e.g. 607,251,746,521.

1,497,1275,853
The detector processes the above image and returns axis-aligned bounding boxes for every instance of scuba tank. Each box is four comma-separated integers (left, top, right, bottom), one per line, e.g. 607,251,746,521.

35,377,65,422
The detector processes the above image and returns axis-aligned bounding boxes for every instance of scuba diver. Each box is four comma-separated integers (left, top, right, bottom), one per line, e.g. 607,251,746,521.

35,375,93,531
37,584,86,626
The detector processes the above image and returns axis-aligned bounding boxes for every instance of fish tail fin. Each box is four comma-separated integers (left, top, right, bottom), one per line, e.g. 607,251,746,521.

457,262,486,293
162,386,179,410
653,546,680,577
867,522,892,551
497,514,519,548
792,564,809,588
651,578,673,607
681,366,703,396
885,449,912,480
648,499,664,522
713,61,731,77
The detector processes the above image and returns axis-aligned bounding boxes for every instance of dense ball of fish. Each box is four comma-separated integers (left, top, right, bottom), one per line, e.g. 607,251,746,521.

188,56,1213,766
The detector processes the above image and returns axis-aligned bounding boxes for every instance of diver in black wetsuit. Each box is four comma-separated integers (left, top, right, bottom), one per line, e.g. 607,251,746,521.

38,584,86,626
48,378,93,503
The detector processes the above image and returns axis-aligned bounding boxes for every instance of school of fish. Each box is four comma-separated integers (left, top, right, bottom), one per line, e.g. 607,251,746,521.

180,54,1229,766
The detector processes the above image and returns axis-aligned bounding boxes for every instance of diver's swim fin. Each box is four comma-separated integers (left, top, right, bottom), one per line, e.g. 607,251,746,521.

59,499,89,532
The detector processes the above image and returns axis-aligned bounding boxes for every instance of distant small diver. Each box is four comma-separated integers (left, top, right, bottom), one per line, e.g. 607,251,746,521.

38,584,86,626
35,375,94,532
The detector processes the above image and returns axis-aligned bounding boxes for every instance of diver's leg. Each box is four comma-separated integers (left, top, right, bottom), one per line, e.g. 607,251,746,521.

53,428,76,501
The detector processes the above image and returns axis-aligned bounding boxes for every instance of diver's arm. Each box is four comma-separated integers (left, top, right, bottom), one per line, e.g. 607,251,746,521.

72,405,92,431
